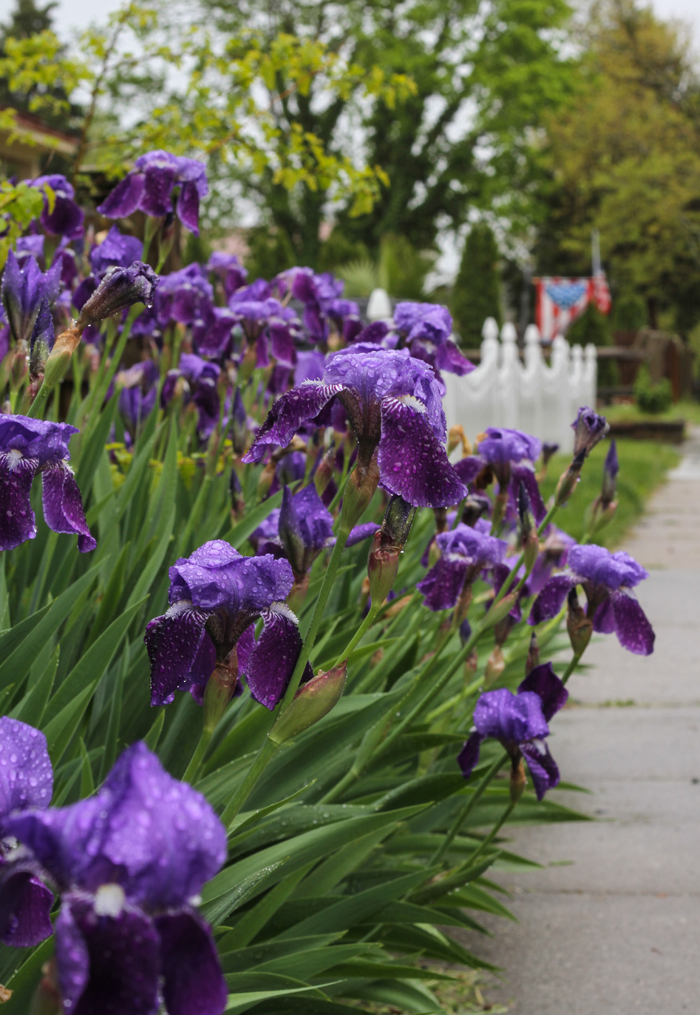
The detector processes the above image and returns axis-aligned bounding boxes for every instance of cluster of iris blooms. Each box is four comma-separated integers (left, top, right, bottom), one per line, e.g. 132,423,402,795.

0,151,655,1015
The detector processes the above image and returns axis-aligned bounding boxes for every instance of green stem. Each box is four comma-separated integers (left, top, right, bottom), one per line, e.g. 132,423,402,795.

182,726,214,784
220,520,353,827
492,503,558,608
333,601,382,669
561,649,583,685
432,750,508,865
26,381,51,420
465,799,516,870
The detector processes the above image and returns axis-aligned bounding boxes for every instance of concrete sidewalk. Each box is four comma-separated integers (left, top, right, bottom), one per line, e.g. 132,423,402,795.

467,431,700,1014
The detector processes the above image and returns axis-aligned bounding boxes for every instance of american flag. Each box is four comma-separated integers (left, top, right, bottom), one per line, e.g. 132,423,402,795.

536,274,612,340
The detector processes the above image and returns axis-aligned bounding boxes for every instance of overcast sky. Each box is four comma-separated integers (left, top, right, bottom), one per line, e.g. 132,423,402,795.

0,0,695,46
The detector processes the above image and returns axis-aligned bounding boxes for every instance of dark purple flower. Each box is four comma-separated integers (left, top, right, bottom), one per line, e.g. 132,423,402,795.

192,305,237,359
31,174,84,238
145,539,312,709
572,407,609,460
601,439,618,506
243,344,467,508
458,663,568,800
393,301,474,377
118,360,160,437
288,268,347,342
207,251,247,298
0,717,54,948
294,350,325,385
90,226,143,276
97,150,209,235
529,543,654,655
418,523,508,611
77,262,159,330
15,234,45,264
1,248,61,345
477,428,542,481
228,287,300,367
0,415,96,552
6,742,227,1015
179,353,221,438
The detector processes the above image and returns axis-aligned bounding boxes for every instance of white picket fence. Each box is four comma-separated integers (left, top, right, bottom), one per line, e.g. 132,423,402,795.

442,319,597,453
365,291,597,453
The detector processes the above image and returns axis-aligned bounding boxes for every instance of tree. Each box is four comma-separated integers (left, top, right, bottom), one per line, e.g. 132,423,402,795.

0,0,81,134
451,223,502,344
534,0,700,331
202,0,576,263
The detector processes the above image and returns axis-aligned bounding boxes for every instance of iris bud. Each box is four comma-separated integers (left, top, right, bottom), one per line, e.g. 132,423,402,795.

526,631,540,675
269,663,347,745
484,646,505,688
566,587,593,657
368,495,416,606
76,262,158,329
483,591,518,630
510,758,527,803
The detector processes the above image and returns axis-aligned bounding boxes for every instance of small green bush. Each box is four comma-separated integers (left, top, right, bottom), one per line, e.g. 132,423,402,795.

634,365,673,413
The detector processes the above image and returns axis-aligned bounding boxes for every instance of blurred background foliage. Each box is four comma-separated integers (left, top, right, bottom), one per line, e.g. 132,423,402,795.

1,0,700,337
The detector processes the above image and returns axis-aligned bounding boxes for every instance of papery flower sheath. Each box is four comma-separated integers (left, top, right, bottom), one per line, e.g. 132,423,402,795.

6,743,227,1015
458,663,568,799
418,523,508,611
97,150,209,234
145,539,312,709
243,344,467,508
0,717,54,947
393,302,474,377
529,543,655,655
31,174,84,238
0,415,96,553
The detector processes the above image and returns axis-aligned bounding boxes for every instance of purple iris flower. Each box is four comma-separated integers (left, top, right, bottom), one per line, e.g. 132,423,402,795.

393,302,474,377
0,415,96,553
572,407,609,460
162,353,221,439
0,717,54,947
15,234,45,264
155,263,213,328
418,524,508,611
207,251,248,298
77,262,159,331
6,743,227,1015
458,662,568,800
229,287,299,368
288,268,348,342
530,543,654,654
31,174,84,238
117,361,160,437
97,150,209,235
192,305,237,359
243,344,467,508
528,526,576,595
251,484,379,579
454,427,546,523
1,248,61,346
90,225,143,276
145,539,312,709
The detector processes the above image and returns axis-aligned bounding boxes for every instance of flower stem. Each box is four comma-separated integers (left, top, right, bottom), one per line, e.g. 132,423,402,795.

182,726,214,784
492,503,558,607
465,798,516,869
26,380,51,420
431,750,508,865
333,601,382,670
561,649,584,685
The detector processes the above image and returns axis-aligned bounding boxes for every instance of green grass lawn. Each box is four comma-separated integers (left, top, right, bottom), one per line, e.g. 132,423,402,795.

602,399,700,425
539,439,681,547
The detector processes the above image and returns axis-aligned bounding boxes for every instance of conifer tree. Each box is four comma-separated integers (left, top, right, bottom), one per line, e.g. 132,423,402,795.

452,223,502,345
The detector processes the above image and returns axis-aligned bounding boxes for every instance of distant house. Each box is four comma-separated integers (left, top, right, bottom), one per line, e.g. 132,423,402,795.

0,107,77,179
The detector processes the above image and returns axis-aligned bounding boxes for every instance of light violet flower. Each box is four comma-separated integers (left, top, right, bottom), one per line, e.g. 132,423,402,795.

393,301,474,377
454,427,546,523
529,543,655,655
207,251,248,298
0,415,95,553
97,150,209,235
6,743,227,1015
